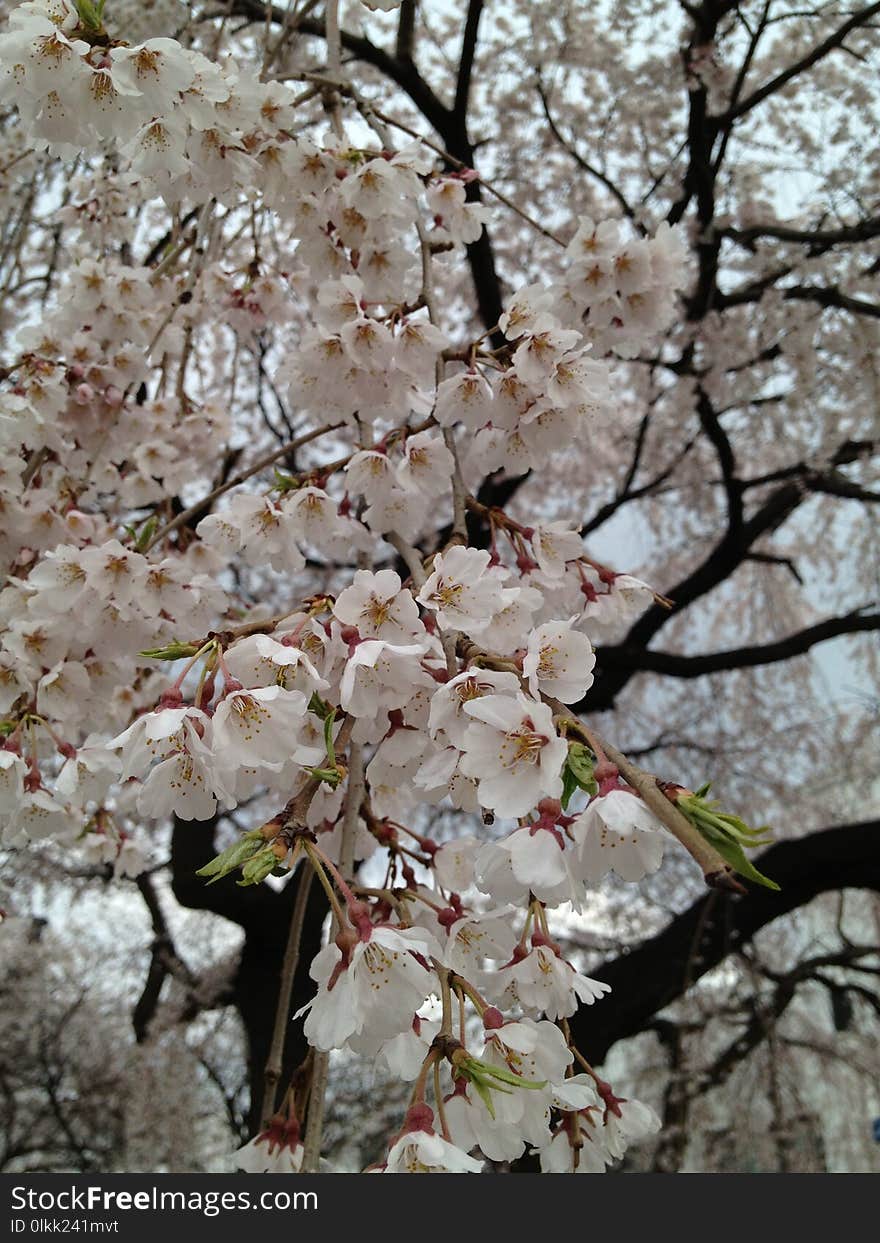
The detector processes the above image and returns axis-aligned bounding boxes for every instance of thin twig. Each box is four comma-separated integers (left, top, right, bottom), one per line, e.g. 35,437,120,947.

143,421,343,551
260,859,314,1126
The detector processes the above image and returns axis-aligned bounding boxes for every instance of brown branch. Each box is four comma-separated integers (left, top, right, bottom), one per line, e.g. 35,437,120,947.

598,610,880,680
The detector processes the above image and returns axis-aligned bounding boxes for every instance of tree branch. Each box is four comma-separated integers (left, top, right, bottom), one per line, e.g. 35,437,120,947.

597,609,880,680
714,3,880,126
568,820,880,1062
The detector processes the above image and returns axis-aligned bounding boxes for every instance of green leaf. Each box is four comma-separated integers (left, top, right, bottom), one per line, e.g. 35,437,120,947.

323,708,337,767
468,1074,498,1119
561,742,598,808
561,764,579,810
74,0,104,30
273,467,299,493
308,691,332,717
453,1054,547,1119
195,829,264,884
677,787,780,891
133,516,158,552
699,823,781,891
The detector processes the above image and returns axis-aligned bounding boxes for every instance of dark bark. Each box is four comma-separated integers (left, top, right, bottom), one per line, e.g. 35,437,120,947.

567,820,880,1063
170,814,327,1131
596,610,880,679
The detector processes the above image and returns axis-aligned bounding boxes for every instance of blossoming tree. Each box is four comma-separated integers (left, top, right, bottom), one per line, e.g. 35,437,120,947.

0,0,877,1173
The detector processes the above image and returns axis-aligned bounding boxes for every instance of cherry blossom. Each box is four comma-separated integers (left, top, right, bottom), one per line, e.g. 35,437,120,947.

572,790,667,883
459,692,567,818
297,923,438,1052
523,619,596,704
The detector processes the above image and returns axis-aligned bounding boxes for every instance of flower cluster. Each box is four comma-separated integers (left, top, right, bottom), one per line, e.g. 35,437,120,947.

0,0,700,1175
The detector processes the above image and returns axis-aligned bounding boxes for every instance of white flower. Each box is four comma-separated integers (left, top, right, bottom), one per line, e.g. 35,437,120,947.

499,284,557,340
396,430,454,497
443,1089,529,1164
109,39,196,112
567,217,622,265
384,1120,482,1174
426,178,490,245
478,582,542,653
531,522,584,579
235,1121,304,1174
212,685,308,769
523,618,596,704
297,923,437,1051
112,706,201,776
24,544,90,611
339,640,430,720
55,741,119,804
110,706,227,821
393,320,447,386
491,941,610,1020
333,569,423,643
224,633,329,695
80,540,148,606
602,1097,662,1160
417,545,510,637
113,838,147,879
477,824,583,910
512,320,581,387
316,274,364,332
580,573,654,633
538,1126,609,1174
572,790,665,882
223,493,306,573
341,316,395,370
428,668,521,748
438,907,517,976
363,487,426,542
433,371,493,430
459,692,567,818
446,1017,584,1162
344,449,396,504
348,1013,439,1081
0,750,26,814
432,834,480,891
4,788,73,846
339,157,416,221
36,660,91,723
136,735,220,821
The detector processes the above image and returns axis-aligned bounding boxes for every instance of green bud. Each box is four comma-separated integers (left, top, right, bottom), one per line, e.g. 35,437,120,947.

139,640,201,661
308,766,342,789
238,846,282,887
